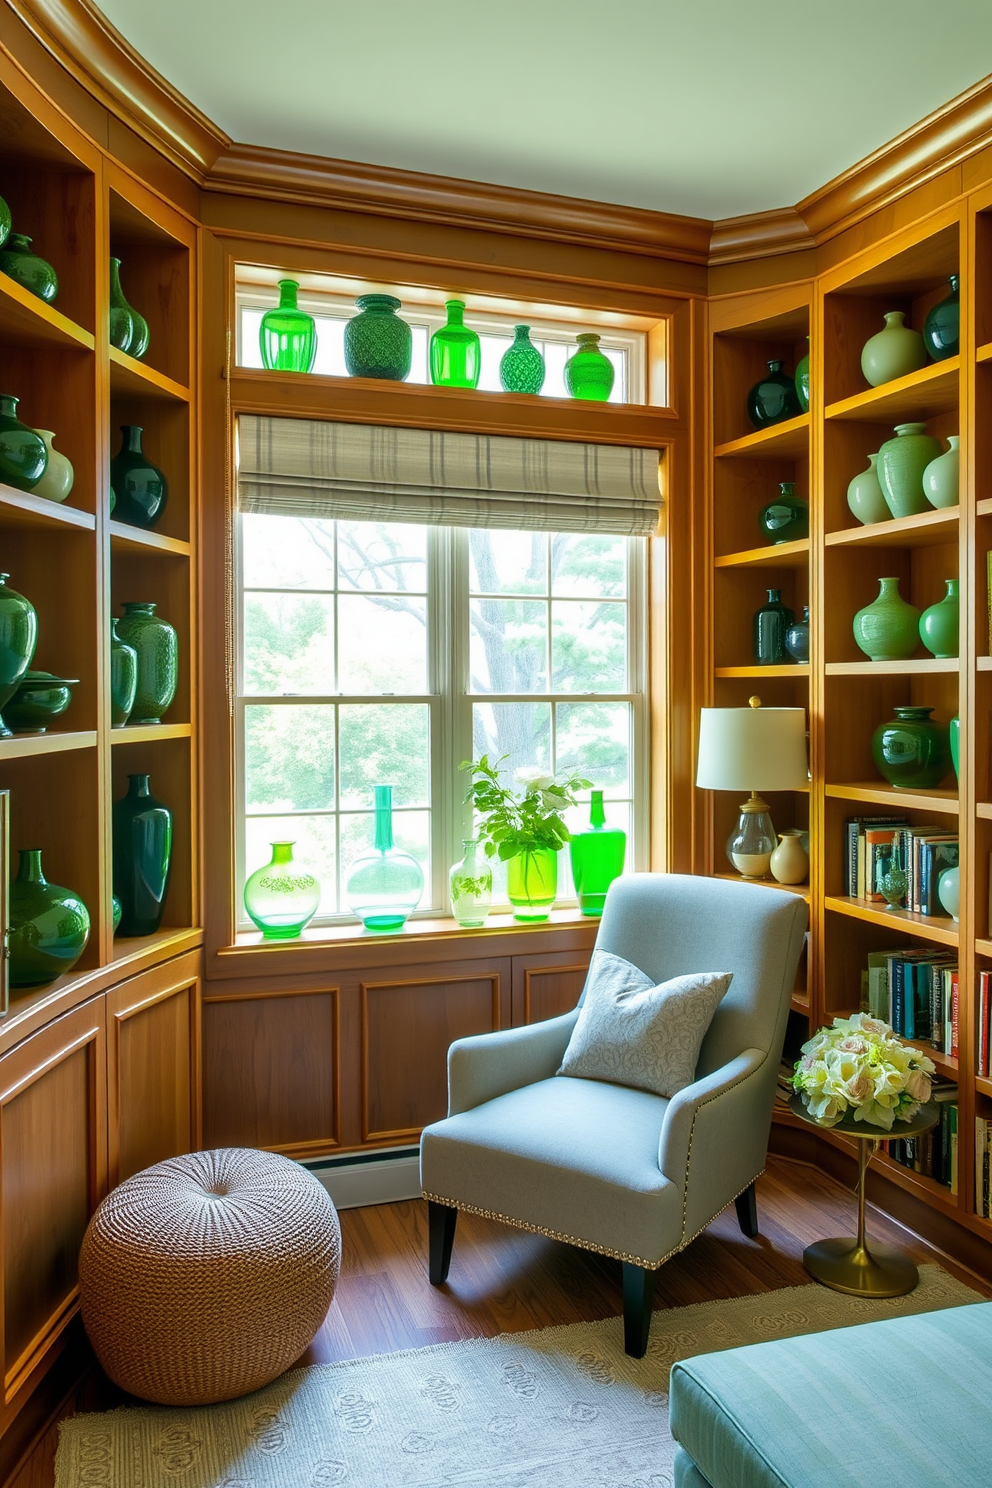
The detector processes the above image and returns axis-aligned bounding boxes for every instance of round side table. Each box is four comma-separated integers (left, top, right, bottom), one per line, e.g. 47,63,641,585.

788,1092,938,1298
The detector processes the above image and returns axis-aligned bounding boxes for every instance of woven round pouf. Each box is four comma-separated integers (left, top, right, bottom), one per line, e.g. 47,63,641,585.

79,1147,341,1405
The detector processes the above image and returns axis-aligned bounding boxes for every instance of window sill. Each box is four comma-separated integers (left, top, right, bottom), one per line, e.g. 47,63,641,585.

224,905,596,955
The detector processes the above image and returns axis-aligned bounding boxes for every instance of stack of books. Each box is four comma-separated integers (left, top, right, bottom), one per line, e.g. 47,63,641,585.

975,1114,992,1216
888,1079,957,1191
844,817,958,914
863,948,958,1049
978,971,992,1077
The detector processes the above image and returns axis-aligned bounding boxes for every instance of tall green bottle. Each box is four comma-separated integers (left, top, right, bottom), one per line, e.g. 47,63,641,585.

430,299,480,388
569,790,626,916
259,278,317,373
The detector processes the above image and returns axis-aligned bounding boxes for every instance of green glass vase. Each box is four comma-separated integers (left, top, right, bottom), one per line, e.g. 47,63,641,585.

3,671,76,733
499,325,545,394
569,790,626,916
950,714,960,782
564,333,614,401
0,233,57,303
344,295,412,380
110,425,168,529
852,576,920,661
112,774,172,935
507,846,557,921
795,337,810,412
448,838,492,927
259,278,316,373
0,572,38,735
109,618,137,727
115,602,178,724
923,275,959,362
0,394,47,491
8,848,89,987
430,299,480,388
244,840,321,938
919,578,959,659
109,258,138,353
757,482,808,545
344,784,424,930
746,360,801,428
784,606,810,663
877,423,942,519
0,194,9,248
753,588,794,664
871,706,950,789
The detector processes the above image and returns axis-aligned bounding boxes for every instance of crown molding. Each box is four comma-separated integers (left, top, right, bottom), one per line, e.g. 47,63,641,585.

708,207,813,265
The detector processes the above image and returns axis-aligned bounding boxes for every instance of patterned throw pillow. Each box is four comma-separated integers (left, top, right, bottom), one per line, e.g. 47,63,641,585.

557,949,732,1098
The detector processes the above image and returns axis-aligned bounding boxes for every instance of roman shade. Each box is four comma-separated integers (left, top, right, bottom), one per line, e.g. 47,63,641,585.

237,415,662,535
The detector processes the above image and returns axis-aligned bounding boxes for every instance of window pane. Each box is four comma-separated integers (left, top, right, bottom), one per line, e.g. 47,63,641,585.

243,593,335,695
245,704,335,811
470,598,546,694
477,332,512,393
338,704,430,808
472,701,551,781
551,534,626,598
551,601,627,692
539,339,569,398
555,702,632,795
242,514,335,590
311,315,348,377
336,521,428,594
337,594,428,693
340,809,431,903
244,813,338,916
469,529,546,595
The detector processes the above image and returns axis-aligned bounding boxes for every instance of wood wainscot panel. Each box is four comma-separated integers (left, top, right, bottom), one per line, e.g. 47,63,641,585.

511,950,591,1026
106,950,200,1185
201,987,340,1157
0,998,106,1407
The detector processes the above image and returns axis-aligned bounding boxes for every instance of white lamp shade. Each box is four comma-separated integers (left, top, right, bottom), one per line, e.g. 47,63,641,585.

696,706,809,793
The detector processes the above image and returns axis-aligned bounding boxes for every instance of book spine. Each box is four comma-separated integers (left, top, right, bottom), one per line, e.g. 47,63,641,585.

930,963,944,1051
976,1116,985,1214
846,819,858,897
891,959,905,1036
912,962,929,1043
950,1104,958,1196
981,971,990,1078
951,972,959,1059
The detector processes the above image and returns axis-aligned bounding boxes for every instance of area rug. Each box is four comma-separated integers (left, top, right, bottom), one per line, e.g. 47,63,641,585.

56,1265,979,1488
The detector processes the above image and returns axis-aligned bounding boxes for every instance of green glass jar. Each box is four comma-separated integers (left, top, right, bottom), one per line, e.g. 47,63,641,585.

784,607,810,663
877,422,942,519
429,299,480,388
757,482,808,545
259,278,317,373
0,194,9,249
0,572,38,727
344,784,424,930
110,425,168,529
0,394,48,492
746,360,801,428
506,846,557,921
795,337,810,412
448,838,492,927
109,618,137,727
115,602,178,724
499,325,545,394
8,848,89,987
113,774,172,935
0,233,58,303
2,671,75,733
852,576,920,661
564,333,615,401
344,295,412,380
108,258,136,353
244,840,321,938
112,895,122,934
923,275,960,362
871,705,950,789
919,578,959,659
753,588,794,664
569,791,626,916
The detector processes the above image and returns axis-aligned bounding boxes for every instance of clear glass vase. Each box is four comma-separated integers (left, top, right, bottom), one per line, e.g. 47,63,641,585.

259,278,317,373
344,784,425,931
430,299,480,388
506,846,557,921
244,840,320,939
568,791,626,916
449,838,492,927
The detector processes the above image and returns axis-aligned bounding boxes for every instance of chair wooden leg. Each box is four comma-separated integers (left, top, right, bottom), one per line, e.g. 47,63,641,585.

735,1181,759,1238
622,1262,656,1357
428,1201,457,1285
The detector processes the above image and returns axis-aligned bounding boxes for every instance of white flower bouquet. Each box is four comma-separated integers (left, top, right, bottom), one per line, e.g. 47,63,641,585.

793,1013,935,1131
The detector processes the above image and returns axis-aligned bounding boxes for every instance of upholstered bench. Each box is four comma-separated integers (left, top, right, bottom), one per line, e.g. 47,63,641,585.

670,1300,992,1488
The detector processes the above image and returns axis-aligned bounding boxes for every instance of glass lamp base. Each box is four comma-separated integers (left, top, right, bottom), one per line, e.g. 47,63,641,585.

726,794,776,878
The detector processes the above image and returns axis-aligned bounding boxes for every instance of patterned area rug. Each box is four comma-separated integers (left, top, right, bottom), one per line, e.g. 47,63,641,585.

56,1266,979,1488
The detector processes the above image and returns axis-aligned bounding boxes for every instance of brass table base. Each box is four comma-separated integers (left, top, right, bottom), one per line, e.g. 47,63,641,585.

802,1236,920,1298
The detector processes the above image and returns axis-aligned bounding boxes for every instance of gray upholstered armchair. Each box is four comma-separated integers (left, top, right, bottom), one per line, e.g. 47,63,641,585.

420,873,808,1355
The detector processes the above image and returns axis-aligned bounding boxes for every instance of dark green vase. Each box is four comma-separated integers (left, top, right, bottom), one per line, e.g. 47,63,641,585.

344,294,412,380
923,275,959,362
950,714,960,782
871,705,950,789
500,324,545,394
112,894,122,934
113,774,172,936
128,305,150,360
110,618,138,727
569,790,626,916
259,278,316,373
0,573,38,736
753,588,794,664
758,482,809,545
109,257,146,355
746,359,802,429
115,602,178,724
0,394,48,492
795,337,810,411
0,194,9,249
784,606,810,663
3,671,76,733
429,299,480,388
8,848,89,987
0,233,58,303
110,425,168,529
564,333,615,401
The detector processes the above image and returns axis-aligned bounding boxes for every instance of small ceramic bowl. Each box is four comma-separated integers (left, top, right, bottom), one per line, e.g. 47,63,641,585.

1,670,77,733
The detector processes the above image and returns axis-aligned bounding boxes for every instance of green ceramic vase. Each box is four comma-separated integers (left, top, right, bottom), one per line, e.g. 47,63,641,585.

344,295,412,380
0,194,9,248
922,436,959,509
871,705,949,789
109,618,137,727
923,275,959,362
127,304,150,360
753,588,794,664
564,334,615,401
950,714,960,782
259,278,316,373
795,337,810,412
2,671,75,733
877,423,942,518
860,311,926,387
110,425,168,529
8,848,89,987
758,482,808,545
852,576,920,661
108,258,135,353
343,784,424,930
0,573,38,729
115,602,178,724
846,453,889,525
499,325,545,394
31,430,73,504
244,840,321,938
506,846,557,921
112,895,122,934
429,300,480,388
113,774,172,935
569,791,626,916
919,579,959,658
784,606,810,663
746,360,801,428
448,838,492,927
0,394,47,491
0,233,57,303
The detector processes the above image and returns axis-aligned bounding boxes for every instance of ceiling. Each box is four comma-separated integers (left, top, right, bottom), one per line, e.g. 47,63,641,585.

96,0,992,220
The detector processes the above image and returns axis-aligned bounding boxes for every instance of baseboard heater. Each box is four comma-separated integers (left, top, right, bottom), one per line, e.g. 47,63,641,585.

304,1146,422,1210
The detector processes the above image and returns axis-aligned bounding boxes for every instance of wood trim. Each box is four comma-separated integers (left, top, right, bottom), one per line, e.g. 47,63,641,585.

522,964,587,1024
708,207,814,265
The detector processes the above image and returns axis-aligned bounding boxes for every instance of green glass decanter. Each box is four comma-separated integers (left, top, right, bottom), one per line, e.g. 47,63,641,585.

244,840,320,938
259,278,317,373
430,299,481,388
448,838,492,926
344,784,425,931
563,333,615,401
569,790,626,916
499,325,545,394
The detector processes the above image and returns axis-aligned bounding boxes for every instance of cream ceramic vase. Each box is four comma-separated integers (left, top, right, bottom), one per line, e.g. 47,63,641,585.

30,430,73,503
846,453,889,524
937,865,960,923
877,423,942,518
860,311,927,388
769,829,809,886
922,435,959,509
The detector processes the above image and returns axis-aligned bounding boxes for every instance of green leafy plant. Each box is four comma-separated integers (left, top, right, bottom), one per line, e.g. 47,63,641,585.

461,755,592,860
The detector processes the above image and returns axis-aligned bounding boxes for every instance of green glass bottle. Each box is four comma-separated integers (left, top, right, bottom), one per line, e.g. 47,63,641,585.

499,325,545,394
923,274,959,362
244,840,321,938
112,773,172,935
0,193,10,249
430,299,480,388
108,257,136,352
0,395,48,491
343,784,424,930
795,336,810,411
569,790,626,916
259,278,317,373
0,233,58,303
564,333,615,401
448,838,492,926
757,482,808,545
8,848,89,987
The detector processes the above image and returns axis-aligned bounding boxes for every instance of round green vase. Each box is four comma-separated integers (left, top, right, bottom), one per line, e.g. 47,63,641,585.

795,337,810,412
758,482,809,544
923,275,959,362
746,360,801,428
568,791,626,916
259,278,316,373
109,618,138,727
109,425,168,529
877,423,942,519
108,258,135,353
0,394,48,492
344,295,412,380
860,311,926,387
950,714,960,782
2,671,75,732
8,848,89,987
0,573,38,727
112,895,122,934
499,325,545,394
343,785,424,930
429,300,480,388
113,774,172,935
115,602,178,724
846,453,889,525
852,576,920,661
244,840,320,938
507,846,558,921
0,233,58,304
919,578,959,658
564,333,614,401
922,436,959,509
0,194,10,248
871,705,950,789
784,607,810,663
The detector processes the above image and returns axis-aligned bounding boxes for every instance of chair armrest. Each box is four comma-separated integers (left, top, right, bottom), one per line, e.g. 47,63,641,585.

447,1011,580,1116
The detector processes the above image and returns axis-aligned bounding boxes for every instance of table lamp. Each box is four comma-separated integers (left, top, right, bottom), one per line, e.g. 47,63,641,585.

696,697,809,877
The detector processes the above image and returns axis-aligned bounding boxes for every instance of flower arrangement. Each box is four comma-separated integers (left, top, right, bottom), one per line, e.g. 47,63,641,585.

793,1014,935,1130
461,756,590,861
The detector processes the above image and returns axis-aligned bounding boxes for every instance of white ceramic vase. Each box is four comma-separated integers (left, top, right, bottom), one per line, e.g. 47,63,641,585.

846,453,890,524
31,429,73,503
937,865,960,922
922,435,959,509
860,311,927,388
769,829,809,886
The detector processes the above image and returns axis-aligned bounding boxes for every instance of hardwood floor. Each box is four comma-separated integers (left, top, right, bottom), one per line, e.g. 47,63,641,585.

8,1153,990,1487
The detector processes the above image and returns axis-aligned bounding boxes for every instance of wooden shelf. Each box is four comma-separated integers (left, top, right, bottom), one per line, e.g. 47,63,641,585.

976,1075,992,1099
825,781,958,813
976,341,992,364
110,347,190,403
825,506,958,548
0,484,95,534
713,414,810,461
975,939,992,958
0,275,94,352
978,498,992,517
712,871,810,898
976,804,992,820
110,722,191,744
109,522,190,557
714,539,809,569
977,657,992,671
0,730,97,761
825,895,958,945
929,1049,958,1080
110,926,202,968
791,993,810,1014
825,358,960,422
826,658,959,675
714,664,808,678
